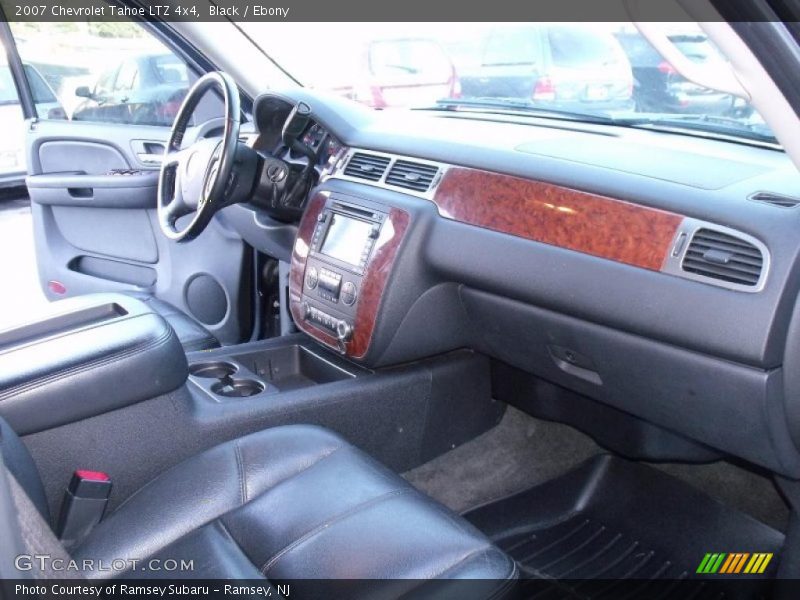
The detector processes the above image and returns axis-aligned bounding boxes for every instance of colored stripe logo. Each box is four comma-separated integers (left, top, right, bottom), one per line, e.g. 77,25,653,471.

696,553,773,574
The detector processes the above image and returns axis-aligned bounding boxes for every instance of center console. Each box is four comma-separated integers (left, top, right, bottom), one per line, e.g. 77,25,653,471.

0,293,186,435
187,339,362,401
290,191,410,359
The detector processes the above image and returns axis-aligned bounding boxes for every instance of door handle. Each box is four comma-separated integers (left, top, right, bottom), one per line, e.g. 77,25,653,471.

137,153,163,165
133,141,166,165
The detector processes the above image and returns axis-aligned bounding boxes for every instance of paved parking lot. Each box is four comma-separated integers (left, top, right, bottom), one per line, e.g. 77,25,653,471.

0,190,50,330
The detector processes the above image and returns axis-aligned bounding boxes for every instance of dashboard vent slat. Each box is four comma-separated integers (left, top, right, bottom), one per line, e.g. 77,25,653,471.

749,191,800,209
682,228,764,287
343,152,391,182
385,160,439,192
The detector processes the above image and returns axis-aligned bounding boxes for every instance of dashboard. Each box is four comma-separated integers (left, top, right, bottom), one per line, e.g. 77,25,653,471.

225,88,800,479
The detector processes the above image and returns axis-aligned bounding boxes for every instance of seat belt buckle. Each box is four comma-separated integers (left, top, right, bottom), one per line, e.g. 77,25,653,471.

56,470,112,548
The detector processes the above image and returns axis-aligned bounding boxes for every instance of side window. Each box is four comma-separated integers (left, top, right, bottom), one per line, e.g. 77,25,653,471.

8,21,222,127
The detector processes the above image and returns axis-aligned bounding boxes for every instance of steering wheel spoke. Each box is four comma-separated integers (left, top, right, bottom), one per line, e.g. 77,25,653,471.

163,189,192,222
162,147,191,169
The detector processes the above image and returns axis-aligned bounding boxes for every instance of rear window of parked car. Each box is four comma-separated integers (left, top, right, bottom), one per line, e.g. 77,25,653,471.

670,36,717,64
482,27,541,66
369,39,451,79
548,26,624,68
153,55,189,84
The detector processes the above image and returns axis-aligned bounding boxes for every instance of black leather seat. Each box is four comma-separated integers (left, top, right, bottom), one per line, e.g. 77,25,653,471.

3,421,517,595
122,292,218,352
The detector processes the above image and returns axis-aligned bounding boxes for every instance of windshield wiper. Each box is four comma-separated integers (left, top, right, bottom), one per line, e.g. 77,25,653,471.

417,97,616,125
610,114,779,145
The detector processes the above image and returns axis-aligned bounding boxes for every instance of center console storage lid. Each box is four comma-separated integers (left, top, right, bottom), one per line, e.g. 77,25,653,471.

0,293,187,435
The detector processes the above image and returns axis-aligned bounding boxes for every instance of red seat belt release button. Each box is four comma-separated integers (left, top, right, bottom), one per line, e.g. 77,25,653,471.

56,470,112,548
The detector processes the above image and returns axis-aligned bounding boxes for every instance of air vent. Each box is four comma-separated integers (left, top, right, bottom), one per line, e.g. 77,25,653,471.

749,191,800,209
682,228,764,287
385,160,439,192
343,152,391,182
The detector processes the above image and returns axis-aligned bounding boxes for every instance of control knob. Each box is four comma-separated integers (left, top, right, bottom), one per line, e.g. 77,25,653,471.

341,281,357,306
336,320,353,342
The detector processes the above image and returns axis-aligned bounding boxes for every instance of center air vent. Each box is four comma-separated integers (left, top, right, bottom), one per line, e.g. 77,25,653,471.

343,152,391,182
385,160,439,192
682,228,764,287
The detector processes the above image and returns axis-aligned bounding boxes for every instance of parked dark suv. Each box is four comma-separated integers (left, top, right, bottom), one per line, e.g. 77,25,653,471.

615,30,746,115
460,24,634,112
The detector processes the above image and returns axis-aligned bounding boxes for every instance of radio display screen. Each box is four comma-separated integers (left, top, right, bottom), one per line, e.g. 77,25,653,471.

320,214,372,266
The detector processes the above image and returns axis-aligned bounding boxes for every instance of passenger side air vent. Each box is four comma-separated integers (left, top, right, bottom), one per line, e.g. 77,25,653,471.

343,152,391,182
682,228,764,287
748,191,800,209
385,160,439,192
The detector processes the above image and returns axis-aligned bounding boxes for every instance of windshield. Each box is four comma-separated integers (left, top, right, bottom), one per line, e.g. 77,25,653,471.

242,22,776,145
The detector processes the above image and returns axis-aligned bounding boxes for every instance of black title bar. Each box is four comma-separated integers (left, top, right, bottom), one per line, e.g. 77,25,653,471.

0,0,784,22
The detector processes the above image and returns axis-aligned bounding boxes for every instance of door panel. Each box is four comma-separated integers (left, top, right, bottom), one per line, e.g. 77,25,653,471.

25,119,249,345
5,20,250,345
51,206,158,263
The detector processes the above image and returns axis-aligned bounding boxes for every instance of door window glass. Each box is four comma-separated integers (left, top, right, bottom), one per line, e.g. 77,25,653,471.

8,21,222,127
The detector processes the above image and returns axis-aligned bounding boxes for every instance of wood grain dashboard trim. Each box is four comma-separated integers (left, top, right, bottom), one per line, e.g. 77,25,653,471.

289,192,410,359
433,167,683,271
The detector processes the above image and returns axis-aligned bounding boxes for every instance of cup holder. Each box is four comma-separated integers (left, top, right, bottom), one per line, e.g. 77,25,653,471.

189,361,237,379
189,360,267,399
210,378,265,398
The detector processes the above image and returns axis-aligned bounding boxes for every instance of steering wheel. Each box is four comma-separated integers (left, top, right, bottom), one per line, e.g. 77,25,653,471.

157,71,241,242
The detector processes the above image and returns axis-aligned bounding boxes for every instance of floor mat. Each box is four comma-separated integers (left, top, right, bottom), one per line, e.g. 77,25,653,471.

403,406,599,512
653,461,789,533
465,455,785,599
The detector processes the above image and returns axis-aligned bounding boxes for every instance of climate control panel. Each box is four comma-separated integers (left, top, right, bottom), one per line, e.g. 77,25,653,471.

306,266,359,306
301,303,353,342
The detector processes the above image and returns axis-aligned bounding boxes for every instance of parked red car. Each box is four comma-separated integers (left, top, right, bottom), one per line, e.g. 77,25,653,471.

329,37,460,108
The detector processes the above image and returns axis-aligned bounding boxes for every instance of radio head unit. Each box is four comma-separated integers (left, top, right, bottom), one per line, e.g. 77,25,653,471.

310,202,384,275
